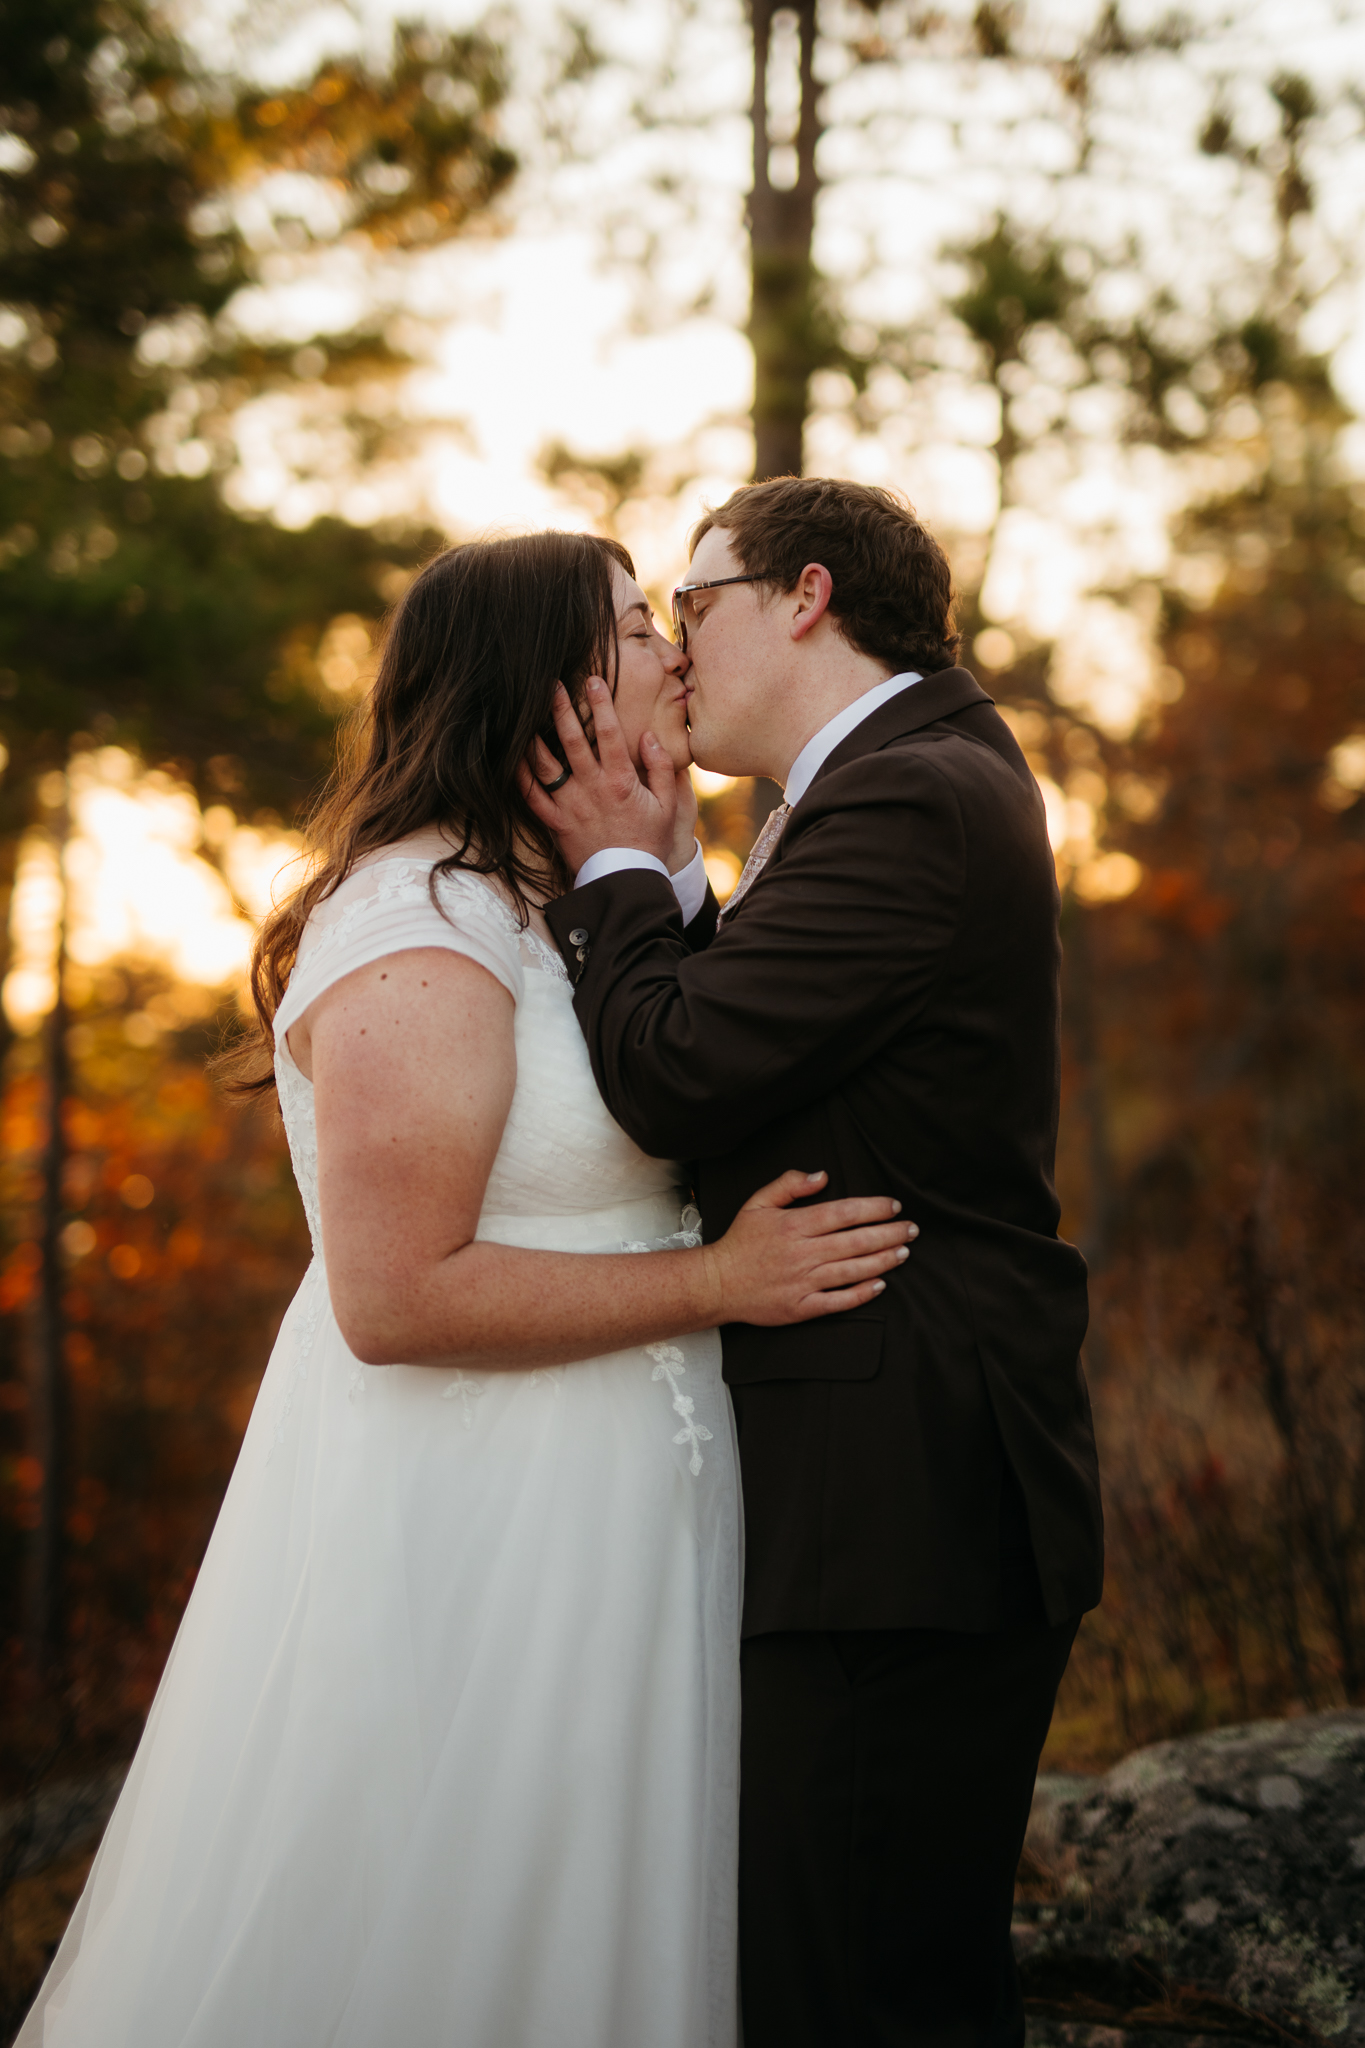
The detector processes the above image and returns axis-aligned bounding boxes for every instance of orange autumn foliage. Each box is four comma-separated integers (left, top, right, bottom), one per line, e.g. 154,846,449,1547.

0,1008,310,1785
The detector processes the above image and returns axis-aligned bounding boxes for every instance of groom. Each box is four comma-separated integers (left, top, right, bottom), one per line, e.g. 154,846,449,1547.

535,477,1103,2046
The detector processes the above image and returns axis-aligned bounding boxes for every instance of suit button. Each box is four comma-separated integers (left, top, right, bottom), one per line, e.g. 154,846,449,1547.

576,946,589,964
569,927,589,945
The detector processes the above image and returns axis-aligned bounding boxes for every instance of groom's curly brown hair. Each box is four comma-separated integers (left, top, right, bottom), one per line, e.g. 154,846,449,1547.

690,476,960,678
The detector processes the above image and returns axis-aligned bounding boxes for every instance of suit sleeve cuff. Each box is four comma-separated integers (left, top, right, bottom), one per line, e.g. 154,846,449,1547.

574,841,706,923
669,840,709,925
574,848,672,892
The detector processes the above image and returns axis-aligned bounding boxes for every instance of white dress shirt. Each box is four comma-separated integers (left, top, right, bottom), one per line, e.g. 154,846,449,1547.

575,670,922,922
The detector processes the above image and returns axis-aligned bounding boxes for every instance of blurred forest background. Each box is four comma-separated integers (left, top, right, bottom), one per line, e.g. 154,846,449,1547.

1,0,1364,2021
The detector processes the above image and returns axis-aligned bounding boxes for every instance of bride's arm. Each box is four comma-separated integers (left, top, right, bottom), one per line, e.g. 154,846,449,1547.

292,947,915,1372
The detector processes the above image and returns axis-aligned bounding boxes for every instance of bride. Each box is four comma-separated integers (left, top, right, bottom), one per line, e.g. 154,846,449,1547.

18,531,910,2048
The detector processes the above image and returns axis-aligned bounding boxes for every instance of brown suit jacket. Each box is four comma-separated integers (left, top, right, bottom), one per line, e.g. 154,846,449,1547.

546,667,1103,1635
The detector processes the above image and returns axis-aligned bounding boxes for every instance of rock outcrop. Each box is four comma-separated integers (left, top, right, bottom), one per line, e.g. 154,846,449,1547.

1017,1710,1365,2044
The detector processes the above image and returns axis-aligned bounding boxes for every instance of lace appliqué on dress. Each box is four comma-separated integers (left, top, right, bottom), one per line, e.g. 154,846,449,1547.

619,1205,703,1256
646,1344,714,1478
441,1369,484,1428
521,929,571,983
623,1208,710,1475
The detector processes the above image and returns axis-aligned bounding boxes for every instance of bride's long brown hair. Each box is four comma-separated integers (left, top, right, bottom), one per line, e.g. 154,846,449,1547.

227,529,634,1094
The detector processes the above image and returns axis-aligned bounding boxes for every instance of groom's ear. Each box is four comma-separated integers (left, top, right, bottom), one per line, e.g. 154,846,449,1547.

790,564,834,641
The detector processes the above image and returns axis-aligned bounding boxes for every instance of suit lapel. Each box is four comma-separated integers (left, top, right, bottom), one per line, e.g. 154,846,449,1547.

718,668,996,927
811,667,993,790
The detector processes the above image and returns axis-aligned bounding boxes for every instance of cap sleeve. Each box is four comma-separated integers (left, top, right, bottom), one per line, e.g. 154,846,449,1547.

273,857,525,1048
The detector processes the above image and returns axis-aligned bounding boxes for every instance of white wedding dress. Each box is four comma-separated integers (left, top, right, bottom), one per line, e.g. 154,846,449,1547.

20,854,741,2048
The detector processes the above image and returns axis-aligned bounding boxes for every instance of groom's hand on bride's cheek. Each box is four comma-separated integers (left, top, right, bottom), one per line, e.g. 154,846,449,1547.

520,680,678,875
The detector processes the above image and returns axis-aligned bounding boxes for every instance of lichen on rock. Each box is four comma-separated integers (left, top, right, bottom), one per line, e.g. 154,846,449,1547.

1017,1709,1365,2044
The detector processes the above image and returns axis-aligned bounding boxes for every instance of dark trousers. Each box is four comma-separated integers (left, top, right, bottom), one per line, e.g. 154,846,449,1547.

738,1616,1079,2048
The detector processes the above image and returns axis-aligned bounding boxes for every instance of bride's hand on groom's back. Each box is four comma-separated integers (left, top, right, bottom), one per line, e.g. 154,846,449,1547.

705,1170,917,1327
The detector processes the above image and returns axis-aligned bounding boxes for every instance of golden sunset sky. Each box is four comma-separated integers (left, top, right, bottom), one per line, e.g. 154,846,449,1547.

6,0,1364,1027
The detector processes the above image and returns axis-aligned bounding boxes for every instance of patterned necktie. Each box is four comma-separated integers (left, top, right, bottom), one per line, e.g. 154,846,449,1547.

719,801,792,919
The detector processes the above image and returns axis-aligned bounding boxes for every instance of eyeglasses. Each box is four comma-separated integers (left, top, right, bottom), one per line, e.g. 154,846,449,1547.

670,575,761,655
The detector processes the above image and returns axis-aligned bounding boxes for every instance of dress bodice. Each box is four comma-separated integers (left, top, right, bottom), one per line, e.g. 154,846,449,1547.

272,854,682,1260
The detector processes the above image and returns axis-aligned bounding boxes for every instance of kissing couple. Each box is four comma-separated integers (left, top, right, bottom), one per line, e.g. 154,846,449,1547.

21,477,1103,2048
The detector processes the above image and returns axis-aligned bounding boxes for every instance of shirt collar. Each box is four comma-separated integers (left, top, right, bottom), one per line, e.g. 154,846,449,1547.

784,671,922,806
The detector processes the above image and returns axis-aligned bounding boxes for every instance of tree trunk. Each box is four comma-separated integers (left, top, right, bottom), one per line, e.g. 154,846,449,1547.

747,0,822,481
0,838,19,1078
28,802,69,1672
